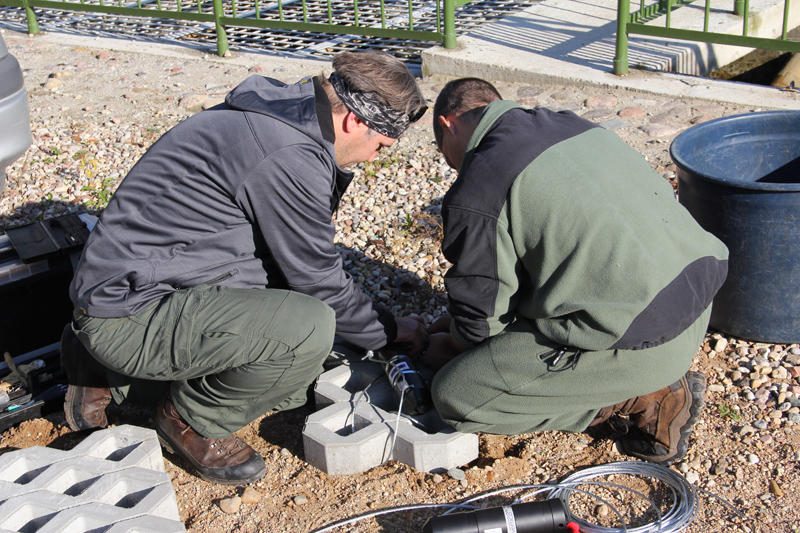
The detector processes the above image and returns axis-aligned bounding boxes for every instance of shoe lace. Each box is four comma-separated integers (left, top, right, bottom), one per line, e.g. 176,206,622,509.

607,414,633,436
206,435,246,456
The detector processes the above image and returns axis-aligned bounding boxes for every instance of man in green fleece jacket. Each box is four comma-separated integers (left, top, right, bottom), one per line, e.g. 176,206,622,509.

422,78,728,465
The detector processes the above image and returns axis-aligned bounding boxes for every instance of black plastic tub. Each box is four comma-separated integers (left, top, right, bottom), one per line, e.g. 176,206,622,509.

671,110,800,344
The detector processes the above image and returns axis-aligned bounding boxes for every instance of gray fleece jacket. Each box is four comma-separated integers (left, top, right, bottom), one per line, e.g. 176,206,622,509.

70,75,396,349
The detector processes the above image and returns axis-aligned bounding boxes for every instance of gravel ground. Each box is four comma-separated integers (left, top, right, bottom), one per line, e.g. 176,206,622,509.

2,28,799,533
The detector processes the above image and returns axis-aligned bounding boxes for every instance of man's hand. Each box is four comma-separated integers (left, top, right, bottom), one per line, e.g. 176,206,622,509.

428,314,450,334
392,315,428,356
420,332,463,371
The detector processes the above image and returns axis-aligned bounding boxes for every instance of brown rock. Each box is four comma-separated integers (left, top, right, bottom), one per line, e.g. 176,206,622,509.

218,495,242,514
43,78,63,91
618,106,646,119
241,486,262,505
584,95,617,109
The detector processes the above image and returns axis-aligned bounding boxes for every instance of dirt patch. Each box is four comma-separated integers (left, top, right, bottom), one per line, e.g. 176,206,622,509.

0,417,71,452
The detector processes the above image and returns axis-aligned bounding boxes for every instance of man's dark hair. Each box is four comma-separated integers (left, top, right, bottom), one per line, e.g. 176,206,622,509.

433,78,502,148
322,51,427,122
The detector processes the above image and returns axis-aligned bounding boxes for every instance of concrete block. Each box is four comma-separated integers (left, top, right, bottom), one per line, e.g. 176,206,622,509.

0,425,184,532
33,500,185,533
71,423,165,472
393,423,479,473
303,359,479,474
313,360,391,408
102,515,188,533
303,402,392,475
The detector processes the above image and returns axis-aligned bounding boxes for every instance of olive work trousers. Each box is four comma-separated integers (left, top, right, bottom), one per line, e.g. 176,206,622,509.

431,307,711,435
72,285,336,438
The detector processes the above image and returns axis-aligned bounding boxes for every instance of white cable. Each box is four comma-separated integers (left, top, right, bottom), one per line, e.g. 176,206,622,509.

310,461,711,532
448,483,631,530
548,461,698,533
309,502,479,533
344,352,414,462
384,385,406,463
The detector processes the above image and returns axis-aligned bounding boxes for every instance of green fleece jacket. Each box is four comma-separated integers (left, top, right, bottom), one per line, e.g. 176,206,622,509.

442,100,729,351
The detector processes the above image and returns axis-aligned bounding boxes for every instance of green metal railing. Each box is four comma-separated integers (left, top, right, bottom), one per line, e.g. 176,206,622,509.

0,0,460,55
615,0,800,74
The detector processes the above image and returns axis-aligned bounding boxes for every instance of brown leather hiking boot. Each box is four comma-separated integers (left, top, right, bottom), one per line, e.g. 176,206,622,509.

587,371,706,465
155,399,267,485
61,324,113,431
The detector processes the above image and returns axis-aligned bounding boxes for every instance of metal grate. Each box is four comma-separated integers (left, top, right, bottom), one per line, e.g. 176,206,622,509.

0,0,537,66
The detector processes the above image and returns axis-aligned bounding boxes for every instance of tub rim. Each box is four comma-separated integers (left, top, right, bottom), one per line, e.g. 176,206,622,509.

670,110,800,193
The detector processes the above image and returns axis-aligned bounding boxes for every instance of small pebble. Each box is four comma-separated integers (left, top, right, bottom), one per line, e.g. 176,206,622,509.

713,338,728,353
747,454,760,464
432,474,444,484
218,495,241,514
711,459,728,475
293,494,308,505
241,487,262,505
738,424,756,435
447,468,466,481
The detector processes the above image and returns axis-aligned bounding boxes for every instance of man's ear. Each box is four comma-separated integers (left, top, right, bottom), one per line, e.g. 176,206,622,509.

342,110,368,134
437,114,455,134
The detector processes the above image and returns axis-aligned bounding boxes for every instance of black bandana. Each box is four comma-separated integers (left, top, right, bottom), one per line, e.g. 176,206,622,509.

329,72,422,139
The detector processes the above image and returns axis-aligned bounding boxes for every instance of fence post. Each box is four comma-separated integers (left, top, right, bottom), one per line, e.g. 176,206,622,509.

614,0,630,74
443,0,456,48
733,0,745,15
212,0,229,56
20,0,40,34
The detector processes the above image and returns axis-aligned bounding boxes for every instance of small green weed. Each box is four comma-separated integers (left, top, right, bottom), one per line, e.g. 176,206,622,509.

400,212,414,233
82,176,116,209
717,403,743,422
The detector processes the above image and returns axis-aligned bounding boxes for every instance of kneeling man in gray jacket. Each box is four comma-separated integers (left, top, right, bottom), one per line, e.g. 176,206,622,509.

62,52,428,484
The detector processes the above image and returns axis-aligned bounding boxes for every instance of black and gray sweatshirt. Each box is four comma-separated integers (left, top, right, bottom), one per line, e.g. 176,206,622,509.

443,101,729,351
70,75,396,349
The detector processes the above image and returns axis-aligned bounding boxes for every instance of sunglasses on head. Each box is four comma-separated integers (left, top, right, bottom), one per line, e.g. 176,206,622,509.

408,104,428,123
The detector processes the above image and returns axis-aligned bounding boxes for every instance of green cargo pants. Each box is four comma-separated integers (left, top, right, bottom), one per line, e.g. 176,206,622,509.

431,307,711,435
72,285,336,438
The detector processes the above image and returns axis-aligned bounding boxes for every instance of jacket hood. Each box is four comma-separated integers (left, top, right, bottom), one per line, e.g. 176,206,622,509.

225,75,329,148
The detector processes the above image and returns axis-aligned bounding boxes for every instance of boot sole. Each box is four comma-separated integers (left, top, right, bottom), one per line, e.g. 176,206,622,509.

620,371,706,465
156,430,267,486
64,385,109,432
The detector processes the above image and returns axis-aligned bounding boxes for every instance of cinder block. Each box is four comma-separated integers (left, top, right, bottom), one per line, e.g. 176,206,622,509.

71,424,165,472
303,403,392,475
102,514,188,533
303,359,479,474
393,423,479,473
314,360,392,408
32,499,184,533
0,425,184,532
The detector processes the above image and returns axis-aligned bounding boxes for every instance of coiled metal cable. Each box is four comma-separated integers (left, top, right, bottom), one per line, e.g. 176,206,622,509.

310,461,706,532
547,461,698,532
